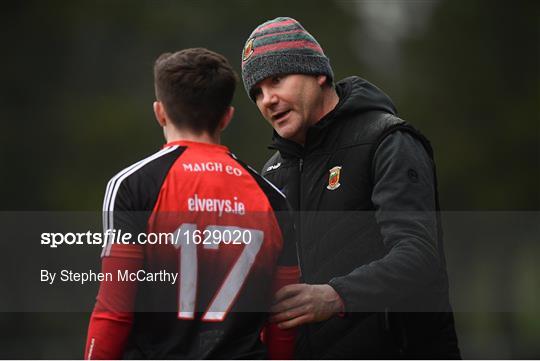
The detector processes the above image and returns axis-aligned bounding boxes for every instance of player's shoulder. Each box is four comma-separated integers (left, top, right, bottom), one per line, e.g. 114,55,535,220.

103,145,186,211
106,145,183,187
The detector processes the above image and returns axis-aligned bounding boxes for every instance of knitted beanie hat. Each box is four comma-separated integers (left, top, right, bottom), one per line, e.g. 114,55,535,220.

241,17,334,100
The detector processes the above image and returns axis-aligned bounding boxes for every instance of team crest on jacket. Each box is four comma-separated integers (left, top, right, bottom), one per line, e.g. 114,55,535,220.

327,166,342,190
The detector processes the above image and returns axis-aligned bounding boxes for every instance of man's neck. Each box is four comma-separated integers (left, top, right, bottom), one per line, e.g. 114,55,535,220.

292,87,340,146
314,86,340,126
164,127,220,145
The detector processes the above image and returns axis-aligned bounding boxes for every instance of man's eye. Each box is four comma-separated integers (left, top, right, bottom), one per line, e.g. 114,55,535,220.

252,88,262,99
271,76,282,84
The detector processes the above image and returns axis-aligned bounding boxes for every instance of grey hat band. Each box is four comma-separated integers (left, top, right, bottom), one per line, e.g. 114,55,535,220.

242,54,334,101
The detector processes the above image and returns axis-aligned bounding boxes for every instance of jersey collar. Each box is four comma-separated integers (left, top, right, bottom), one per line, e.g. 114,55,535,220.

163,140,229,153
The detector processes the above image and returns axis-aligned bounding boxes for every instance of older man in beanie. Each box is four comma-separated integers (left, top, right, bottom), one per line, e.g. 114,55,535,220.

241,17,460,359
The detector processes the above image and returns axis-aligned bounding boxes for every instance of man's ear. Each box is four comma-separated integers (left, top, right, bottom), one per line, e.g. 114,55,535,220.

153,101,167,127
218,106,235,132
316,75,327,86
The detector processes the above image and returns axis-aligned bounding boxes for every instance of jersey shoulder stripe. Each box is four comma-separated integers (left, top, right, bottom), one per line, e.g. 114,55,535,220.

101,146,179,257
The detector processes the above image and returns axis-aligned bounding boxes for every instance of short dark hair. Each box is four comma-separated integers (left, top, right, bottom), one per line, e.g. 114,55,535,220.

154,48,237,134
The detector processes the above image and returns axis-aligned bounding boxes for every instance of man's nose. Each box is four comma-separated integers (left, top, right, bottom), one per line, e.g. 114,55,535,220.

261,88,278,108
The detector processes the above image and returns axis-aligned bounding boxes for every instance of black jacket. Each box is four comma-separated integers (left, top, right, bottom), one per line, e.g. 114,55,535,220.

262,76,460,359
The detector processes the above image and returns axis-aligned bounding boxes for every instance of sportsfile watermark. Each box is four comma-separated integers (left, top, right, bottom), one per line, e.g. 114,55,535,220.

0,211,538,312
40,226,256,248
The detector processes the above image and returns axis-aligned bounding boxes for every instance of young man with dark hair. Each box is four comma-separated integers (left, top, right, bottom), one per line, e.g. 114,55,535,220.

85,47,299,359
153,48,236,134
241,17,460,359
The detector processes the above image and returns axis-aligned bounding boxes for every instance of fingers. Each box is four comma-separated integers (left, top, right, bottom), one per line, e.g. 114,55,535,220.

273,283,306,303
269,304,308,323
269,284,315,329
277,314,313,329
270,293,304,313
271,283,316,314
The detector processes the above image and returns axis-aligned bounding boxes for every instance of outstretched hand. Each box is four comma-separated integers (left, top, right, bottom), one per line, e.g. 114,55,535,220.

269,283,344,329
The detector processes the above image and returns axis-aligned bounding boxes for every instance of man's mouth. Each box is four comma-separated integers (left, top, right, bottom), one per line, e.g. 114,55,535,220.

271,110,291,122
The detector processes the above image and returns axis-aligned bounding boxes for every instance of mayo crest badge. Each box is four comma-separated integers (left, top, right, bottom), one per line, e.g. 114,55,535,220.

327,166,342,190
242,38,255,62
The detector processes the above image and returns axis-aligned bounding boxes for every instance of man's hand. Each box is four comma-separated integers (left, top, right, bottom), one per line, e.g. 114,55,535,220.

269,284,344,329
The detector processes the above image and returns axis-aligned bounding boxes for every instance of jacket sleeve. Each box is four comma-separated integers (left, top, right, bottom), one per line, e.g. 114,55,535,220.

328,130,441,311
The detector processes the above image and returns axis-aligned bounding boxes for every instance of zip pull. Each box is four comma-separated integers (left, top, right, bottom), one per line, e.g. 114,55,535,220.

299,158,304,172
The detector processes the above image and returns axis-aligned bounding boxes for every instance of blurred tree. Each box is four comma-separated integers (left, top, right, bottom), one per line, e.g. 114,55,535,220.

398,0,539,210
